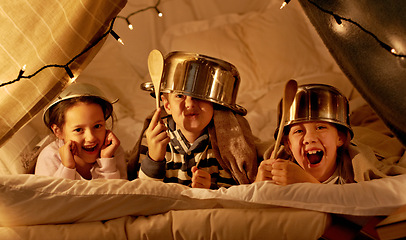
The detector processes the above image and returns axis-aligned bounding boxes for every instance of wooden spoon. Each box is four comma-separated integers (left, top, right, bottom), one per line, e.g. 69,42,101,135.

148,49,164,110
272,79,298,159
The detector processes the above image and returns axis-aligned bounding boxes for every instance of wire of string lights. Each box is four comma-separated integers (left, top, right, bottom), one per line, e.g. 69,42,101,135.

1,0,163,88
5,0,402,88
280,0,406,58
116,0,163,30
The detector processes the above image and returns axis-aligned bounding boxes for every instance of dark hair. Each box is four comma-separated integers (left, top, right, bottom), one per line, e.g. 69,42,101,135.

46,96,114,131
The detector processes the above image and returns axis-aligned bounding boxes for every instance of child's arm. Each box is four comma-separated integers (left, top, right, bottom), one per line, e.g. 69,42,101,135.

93,131,127,179
100,130,120,158
255,157,320,185
145,108,170,162
35,141,77,179
255,159,276,183
271,159,320,185
138,108,169,180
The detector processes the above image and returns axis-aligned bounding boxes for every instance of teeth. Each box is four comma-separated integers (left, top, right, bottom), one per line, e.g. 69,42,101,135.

307,150,322,154
83,144,97,150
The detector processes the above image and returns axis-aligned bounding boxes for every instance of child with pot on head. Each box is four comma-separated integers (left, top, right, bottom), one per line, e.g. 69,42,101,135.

256,83,406,185
35,83,127,180
127,51,258,189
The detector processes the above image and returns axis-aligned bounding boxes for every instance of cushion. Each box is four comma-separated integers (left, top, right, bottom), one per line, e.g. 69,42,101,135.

1,173,406,227
182,174,406,216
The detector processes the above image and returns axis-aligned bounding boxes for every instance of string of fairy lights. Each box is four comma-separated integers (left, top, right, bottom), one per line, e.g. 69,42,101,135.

0,0,163,88
116,0,162,30
1,0,404,88
281,0,406,58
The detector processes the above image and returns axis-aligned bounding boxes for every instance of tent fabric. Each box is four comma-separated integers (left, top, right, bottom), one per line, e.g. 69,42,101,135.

0,0,127,147
299,0,406,147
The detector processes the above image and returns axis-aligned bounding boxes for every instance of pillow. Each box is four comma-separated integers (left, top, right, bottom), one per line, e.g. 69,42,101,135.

0,175,190,226
182,174,406,216
0,173,329,239
1,174,405,227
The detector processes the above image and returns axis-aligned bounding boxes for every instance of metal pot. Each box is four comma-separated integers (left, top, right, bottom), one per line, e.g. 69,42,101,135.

141,51,247,115
43,83,115,129
276,84,353,138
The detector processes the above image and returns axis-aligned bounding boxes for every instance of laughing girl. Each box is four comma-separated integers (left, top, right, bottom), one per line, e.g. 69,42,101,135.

256,84,354,185
35,83,127,180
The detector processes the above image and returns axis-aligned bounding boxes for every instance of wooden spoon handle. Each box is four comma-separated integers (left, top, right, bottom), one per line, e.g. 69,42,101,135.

272,79,298,159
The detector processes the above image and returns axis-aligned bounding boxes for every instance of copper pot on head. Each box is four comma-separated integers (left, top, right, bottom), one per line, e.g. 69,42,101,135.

275,84,353,139
141,51,247,115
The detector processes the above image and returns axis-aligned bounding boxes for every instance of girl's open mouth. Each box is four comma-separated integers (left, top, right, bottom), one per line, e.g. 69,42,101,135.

82,144,98,153
306,150,324,165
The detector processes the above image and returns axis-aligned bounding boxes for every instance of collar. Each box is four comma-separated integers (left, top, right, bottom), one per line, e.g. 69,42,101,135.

166,116,209,154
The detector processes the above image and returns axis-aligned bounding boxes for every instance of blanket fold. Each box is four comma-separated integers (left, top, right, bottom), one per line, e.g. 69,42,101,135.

208,110,258,184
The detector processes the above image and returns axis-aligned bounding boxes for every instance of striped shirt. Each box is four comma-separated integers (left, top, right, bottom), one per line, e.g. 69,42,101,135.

139,117,237,189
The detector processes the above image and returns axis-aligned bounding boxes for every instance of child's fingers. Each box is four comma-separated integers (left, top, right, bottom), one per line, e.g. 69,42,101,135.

104,130,120,147
259,159,274,172
59,140,76,169
69,140,78,156
191,169,211,189
192,168,210,180
149,108,162,129
151,122,167,136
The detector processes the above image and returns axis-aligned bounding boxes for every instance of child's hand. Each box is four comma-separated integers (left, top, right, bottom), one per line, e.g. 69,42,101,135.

146,108,170,162
191,166,211,189
101,130,120,158
254,158,276,183
271,159,320,185
59,140,77,169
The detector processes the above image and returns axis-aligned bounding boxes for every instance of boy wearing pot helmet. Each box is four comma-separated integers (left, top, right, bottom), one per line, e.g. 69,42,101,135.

127,51,258,189
256,83,406,185
35,83,127,180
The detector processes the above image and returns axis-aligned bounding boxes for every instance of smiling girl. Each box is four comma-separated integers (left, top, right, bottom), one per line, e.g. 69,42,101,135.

35,83,127,180
256,84,354,185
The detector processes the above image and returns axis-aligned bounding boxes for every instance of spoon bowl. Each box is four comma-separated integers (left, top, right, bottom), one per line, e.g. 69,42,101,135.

147,49,164,110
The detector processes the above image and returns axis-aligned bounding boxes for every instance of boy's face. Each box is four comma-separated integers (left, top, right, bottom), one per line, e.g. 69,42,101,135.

287,121,344,182
162,93,213,141
52,102,107,164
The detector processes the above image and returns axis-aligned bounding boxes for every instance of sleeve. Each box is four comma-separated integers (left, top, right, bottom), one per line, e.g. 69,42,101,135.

92,146,127,179
35,142,77,180
139,153,166,180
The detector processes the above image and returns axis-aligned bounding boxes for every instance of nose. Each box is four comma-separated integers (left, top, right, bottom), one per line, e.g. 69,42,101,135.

184,96,197,108
84,129,97,142
303,129,317,144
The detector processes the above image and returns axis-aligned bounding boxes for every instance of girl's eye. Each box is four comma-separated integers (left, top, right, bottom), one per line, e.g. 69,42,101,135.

291,128,303,135
94,124,103,129
73,128,82,133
